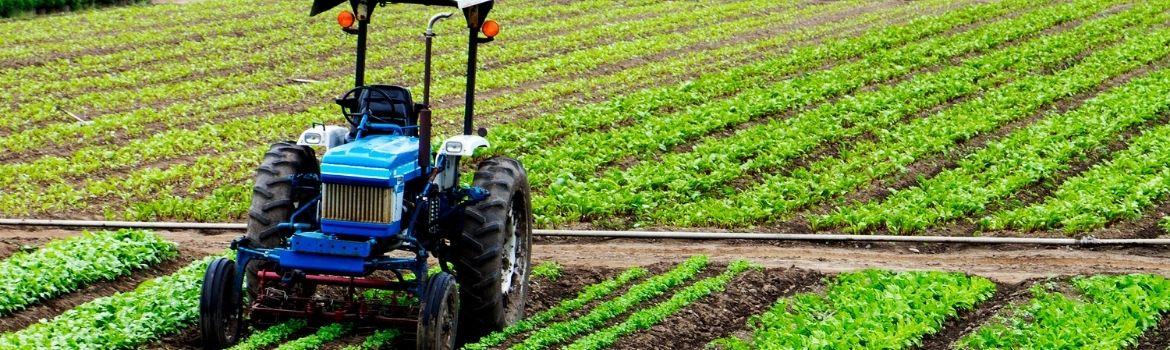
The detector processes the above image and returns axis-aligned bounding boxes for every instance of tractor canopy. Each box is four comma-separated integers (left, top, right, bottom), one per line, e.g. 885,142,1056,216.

310,0,491,16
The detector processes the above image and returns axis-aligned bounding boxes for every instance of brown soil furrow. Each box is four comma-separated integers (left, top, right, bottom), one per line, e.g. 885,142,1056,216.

552,264,724,349
493,261,674,349
1132,312,1170,350
0,247,203,333
0,236,50,261
914,279,1038,350
830,47,1170,237
609,267,824,350
525,265,621,316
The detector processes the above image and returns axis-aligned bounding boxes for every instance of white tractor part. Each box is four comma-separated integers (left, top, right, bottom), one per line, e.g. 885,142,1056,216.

296,125,350,150
434,135,489,189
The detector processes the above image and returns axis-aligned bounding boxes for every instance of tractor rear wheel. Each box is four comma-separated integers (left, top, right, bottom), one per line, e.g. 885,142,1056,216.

244,141,320,299
453,157,533,345
417,272,459,350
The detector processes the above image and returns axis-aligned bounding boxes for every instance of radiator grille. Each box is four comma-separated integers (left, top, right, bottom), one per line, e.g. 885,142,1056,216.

321,183,394,224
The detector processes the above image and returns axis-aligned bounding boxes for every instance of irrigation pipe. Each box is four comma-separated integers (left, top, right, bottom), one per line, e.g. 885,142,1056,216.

1,218,1169,246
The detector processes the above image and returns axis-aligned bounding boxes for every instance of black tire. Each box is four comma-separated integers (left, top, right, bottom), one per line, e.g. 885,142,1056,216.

200,258,243,350
453,157,533,344
245,141,320,299
417,272,459,350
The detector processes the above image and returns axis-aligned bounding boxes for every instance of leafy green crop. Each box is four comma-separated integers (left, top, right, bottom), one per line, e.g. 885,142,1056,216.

463,267,647,350
0,252,228,349
958,274,1170,349
0,229,177,316
713,270,996,350
532,260,564,281
341,329,400,350
274,323,353,350
227,320,308,350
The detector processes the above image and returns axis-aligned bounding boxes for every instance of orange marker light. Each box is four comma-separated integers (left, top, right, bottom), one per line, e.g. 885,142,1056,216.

482,19,500,38
338,10,355,29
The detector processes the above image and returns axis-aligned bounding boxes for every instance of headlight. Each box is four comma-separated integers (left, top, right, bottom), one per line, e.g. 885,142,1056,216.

303,132,323,144
445,141,463,154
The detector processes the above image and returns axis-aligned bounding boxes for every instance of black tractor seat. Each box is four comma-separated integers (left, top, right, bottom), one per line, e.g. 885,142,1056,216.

336,84,418,134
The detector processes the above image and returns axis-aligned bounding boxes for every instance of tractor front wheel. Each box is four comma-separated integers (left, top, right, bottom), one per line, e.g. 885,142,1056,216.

417,272,459,350
453,157,533,345
200,257,243,350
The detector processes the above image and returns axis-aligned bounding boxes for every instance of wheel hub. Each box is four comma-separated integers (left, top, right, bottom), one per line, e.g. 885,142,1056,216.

500,208,519,295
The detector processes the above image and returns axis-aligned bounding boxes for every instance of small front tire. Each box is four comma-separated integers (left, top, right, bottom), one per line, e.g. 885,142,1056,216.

200,258,243,350
418,272,459,350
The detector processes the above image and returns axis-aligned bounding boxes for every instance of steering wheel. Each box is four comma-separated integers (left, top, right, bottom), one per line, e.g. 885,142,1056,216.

338,86,400,127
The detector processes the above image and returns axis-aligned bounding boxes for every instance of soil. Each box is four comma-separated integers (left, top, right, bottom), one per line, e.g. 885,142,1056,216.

914,279,1039,349
525,265,620,315
1133,313,1170,350
609,267,824,350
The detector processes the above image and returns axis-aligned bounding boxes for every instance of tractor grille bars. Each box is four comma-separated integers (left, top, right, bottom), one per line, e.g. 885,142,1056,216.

320,183,394,224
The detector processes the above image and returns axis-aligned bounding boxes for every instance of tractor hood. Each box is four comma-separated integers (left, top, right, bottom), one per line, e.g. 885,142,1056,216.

320,135,422,186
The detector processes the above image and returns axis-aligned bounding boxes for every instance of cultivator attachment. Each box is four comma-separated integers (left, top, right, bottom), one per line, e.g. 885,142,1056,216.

248,270,420,328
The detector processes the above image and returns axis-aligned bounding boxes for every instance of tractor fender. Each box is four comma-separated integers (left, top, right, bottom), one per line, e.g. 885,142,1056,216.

297,125,349,150
437,135,489,157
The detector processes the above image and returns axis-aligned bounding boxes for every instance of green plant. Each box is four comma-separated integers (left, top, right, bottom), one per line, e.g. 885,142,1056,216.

713,270,996,349
532,261,564,281
0,229,177,315
0,252,230,349
957,274,1170,349
274,323,353,350
228,320,308,350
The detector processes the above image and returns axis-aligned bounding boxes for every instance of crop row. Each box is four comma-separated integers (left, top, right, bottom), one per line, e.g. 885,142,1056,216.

817,31,1170,233
0,0,719,123
712,269,996,349
983,123,1170,232
660,10,1170,227
509,255,708,350
0,253,225,349
0,229,176,316
521,0,1064,189
0,1,929,218
464,266,648,349
957,274,1170,349
0,0,800,160
526,0,1110,224
227,320,308,350
538,0,1159,224
273,323,353,350
0,0,700,133
563,260,756,350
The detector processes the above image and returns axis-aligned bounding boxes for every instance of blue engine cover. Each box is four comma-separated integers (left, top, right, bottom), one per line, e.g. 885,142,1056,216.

320,134,422,185
318,134,423,239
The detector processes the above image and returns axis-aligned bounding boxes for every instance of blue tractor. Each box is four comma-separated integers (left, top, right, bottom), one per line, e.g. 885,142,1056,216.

198,1,532,349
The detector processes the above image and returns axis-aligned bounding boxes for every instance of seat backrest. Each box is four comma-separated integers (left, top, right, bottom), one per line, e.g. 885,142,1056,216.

363,85,415,127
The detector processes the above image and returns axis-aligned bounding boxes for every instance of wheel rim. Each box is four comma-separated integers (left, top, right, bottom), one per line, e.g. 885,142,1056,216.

440,284,458,348
499,198,530,322
223,277,242,343
499,207,519,295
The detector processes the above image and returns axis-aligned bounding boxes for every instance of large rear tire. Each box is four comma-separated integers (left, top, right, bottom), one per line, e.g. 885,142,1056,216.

200,258,242,350
245,141,320,299
453,157,533,344
417,272,459,350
